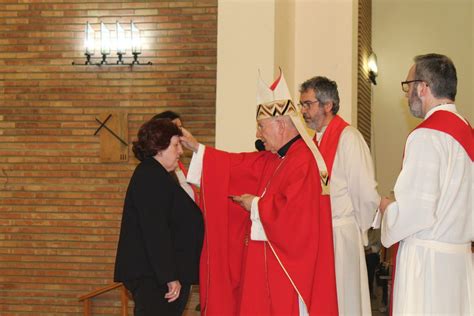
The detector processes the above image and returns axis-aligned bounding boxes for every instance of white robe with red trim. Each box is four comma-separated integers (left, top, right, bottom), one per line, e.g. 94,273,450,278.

317,126,380,316
381,104,473,315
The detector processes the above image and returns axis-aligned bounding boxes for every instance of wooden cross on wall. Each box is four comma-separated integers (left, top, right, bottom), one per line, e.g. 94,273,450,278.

94,112,129,162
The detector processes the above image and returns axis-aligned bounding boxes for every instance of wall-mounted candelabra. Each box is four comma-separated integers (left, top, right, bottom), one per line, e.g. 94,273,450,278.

72,21,152,66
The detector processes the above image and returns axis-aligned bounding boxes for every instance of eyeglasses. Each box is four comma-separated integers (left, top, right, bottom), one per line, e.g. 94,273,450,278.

298,100,319,109
401,80,426,92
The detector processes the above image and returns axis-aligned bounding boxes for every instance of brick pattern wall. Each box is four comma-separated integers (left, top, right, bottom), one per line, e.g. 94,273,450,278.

0,1,217,314
357,0,372,149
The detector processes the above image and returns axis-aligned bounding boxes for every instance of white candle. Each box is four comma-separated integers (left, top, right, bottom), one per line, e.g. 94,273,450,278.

100,22,110,55
84,22,95,55
130,21,141,54
116,22,126,54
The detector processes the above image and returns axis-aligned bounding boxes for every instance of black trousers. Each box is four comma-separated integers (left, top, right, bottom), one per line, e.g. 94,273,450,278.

365,252,380,298
124,278,191,316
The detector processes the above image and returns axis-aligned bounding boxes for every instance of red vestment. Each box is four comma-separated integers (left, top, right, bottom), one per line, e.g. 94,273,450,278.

198,139,338,315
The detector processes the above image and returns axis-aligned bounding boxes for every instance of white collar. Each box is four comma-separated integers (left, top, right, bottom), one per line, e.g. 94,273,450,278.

424,103,455,119
424,103,466,123
316,125,328,142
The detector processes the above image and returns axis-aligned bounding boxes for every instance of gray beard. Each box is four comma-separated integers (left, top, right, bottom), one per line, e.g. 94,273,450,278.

409,104,423,118
409,92,424,118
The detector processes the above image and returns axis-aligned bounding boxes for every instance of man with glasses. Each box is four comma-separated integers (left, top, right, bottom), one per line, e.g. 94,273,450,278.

299,76,381,315
379,53,473,315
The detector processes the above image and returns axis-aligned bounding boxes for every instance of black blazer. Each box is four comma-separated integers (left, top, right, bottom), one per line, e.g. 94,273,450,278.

114,158,204,285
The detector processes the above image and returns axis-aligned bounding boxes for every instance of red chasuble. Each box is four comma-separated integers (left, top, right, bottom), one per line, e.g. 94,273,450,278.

177,160,199,204
198,139,338,315
389,109,474,315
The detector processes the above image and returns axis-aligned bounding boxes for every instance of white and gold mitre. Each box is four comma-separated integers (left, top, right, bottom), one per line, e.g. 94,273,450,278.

255,69,330,195
256,70,298,120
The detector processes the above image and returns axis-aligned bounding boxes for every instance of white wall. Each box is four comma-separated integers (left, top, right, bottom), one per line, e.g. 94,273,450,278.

216,0,358,152
293,0,358,125
215,0,275,152
372,0,473,195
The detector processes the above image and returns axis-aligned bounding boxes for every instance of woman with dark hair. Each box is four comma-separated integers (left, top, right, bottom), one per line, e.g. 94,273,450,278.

152,110,182,126
151,111,199,204
114,119,204,316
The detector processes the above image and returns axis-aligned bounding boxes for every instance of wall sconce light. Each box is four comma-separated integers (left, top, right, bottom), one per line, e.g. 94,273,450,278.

368,52,378,85
73,21,152,66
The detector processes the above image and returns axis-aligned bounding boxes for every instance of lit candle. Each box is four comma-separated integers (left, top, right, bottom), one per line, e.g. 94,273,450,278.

84,22,95,55
100,22,110,55
130,21,141,54
116,21,126,55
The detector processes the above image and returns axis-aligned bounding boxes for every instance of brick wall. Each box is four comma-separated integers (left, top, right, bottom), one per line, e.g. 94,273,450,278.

0,1,217,314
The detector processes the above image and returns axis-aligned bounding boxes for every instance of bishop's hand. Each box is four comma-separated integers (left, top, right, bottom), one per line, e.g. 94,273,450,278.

180,127,199,153
230,194,255,211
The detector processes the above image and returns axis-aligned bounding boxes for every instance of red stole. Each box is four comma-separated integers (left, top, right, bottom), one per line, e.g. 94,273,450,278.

416,110,474,160
314,115,349,245
317,115,350,176
389,109,473,315
178,160,199,204
314,115,348,313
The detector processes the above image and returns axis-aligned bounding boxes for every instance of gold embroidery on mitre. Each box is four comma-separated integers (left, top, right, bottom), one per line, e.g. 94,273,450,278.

256,99,297,120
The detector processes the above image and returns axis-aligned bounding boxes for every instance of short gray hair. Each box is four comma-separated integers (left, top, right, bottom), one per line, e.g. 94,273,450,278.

414,53,457,101
299,76,340,115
